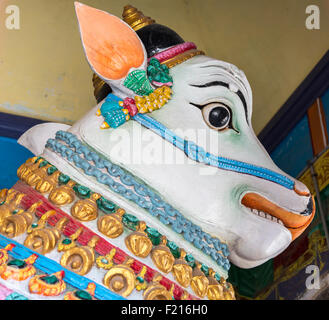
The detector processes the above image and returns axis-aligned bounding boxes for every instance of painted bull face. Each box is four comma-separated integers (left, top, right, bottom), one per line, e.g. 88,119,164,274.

75,3,315,269
20,3,315,271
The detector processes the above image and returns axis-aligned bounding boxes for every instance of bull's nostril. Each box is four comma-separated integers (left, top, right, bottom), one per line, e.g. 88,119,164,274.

301,197,314,216
294,181,310,197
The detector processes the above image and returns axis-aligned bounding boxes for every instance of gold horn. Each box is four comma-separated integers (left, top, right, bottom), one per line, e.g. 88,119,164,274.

122,5,155,31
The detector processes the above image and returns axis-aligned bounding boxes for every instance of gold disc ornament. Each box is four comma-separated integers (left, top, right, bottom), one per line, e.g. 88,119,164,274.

103,258,136,298
60,235,98,276
24,211,68,255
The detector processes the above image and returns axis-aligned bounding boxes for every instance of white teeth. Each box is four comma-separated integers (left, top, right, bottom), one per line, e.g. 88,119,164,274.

247,207,284,226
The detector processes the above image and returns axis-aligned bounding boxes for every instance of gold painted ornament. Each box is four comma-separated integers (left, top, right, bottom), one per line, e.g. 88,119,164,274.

57,227,82,253
190,262,209,298
151,236,175,274
0,188,8,203
0,201,42,238
221,278,235,300
17,157,42,182
0,190,25,225
206,269,225,300
71,193,101,222
135,86,172,113
103,258,136,298
24,211,68,255
135,266,148,291
48,180,76,206
171,249,193,288
143,273,174,300
97,208,125,238
29,271,66,296
35,169,60,194
64,282,96,300
60,234,98,276
24,162,49,188
0,254,38,281
96,248,116,270
125,221,152,258
122,5,155,32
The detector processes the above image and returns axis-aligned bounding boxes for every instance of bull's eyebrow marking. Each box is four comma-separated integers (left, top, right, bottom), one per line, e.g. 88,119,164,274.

189,81,249,125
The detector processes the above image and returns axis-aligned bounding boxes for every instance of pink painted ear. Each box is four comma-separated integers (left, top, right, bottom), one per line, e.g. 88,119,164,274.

75,2,145,81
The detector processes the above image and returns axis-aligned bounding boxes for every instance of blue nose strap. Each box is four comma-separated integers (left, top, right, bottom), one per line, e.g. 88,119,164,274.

133,113,295,190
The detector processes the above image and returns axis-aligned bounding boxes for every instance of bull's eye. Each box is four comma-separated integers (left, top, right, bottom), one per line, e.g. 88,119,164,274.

202,103,231,131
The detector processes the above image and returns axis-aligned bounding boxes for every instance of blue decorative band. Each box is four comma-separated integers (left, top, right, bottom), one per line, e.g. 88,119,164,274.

45,131,231,272
132,112,295,190
0,234,124,300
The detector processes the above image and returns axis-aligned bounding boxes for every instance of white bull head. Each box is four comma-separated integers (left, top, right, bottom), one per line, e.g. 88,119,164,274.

20,3,315,271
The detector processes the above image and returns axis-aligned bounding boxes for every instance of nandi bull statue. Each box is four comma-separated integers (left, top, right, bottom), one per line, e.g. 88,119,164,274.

0,3,315,300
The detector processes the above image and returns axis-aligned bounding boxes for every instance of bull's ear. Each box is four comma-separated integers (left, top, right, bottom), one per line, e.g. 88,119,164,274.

74,2,147,82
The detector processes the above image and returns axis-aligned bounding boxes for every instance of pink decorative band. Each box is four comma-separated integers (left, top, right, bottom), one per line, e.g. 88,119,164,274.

150,42,197,63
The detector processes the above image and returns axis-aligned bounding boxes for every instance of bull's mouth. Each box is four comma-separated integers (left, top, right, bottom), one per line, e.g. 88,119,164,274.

241,193,315,240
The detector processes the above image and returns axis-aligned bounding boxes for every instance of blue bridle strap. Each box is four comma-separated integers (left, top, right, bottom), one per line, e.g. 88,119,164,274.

132,113,295,190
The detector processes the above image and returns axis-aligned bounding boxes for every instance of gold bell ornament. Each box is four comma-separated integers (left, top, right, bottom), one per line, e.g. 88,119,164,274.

97,208,126,239
206,268,225,300
125,221,152,258
151,236,175,274
71,193,101,222
35,169,60,194
171,249,193,288
190,262,209,298
48,180,76,206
